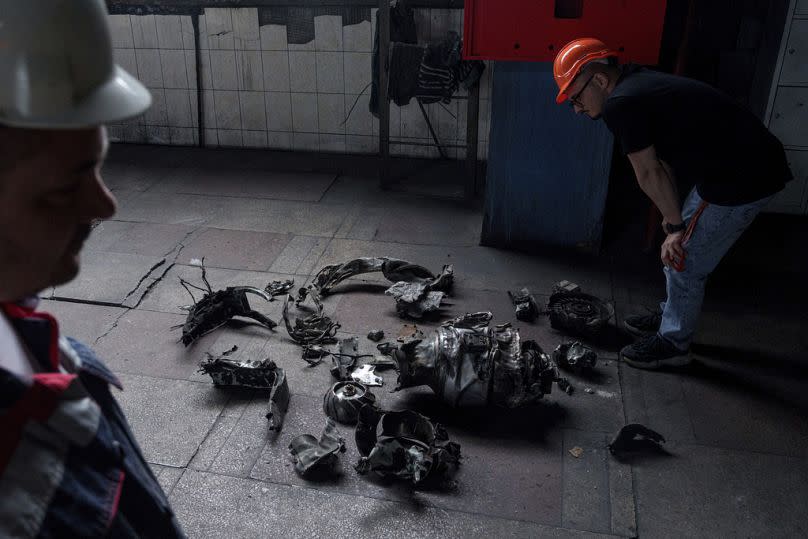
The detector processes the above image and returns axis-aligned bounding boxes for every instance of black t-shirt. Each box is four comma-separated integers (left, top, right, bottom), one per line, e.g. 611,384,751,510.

602,65,792,205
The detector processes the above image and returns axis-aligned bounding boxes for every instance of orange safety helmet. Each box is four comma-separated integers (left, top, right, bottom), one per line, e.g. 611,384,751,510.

553,38,617,104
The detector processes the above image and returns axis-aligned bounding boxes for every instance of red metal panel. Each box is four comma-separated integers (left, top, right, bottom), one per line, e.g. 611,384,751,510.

463,0,667,65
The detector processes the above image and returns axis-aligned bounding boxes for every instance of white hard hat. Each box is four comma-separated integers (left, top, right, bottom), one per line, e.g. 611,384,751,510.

0,0,151,129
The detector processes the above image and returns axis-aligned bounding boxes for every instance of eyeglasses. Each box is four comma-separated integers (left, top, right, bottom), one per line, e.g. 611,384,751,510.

569,75,593,108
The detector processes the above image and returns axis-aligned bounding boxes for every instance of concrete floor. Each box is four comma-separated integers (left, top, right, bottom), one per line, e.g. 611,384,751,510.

43,144,807,538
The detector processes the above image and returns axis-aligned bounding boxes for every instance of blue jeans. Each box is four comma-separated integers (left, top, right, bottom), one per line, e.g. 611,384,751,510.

659,188,775,350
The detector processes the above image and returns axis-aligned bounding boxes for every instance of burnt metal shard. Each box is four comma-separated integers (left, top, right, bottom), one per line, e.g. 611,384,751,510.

198,351,290,432
609,424,667,456
289,418,346,479
299,257,454,319
302,257,453,300
355,405,461,487
282,294,339,345
553,342,598,372
553,280,581,294
547,290,614,339
508,287,540,322
385,282,445,318
178,262,276,346
557,378,575,395
265,279,295,297
323,381,377,425
367,329,385,342
301,344,330,366
388,312,567,407
327,336,374,380
367,355,398,369
351,364,384,387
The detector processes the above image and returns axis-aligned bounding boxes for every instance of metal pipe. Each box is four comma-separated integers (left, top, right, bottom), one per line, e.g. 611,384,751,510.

192,13,204,147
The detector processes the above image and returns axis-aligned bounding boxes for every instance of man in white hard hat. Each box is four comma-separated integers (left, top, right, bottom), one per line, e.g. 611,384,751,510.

0,2,184,536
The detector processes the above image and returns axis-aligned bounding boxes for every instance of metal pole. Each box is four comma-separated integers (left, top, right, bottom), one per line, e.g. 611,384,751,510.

378,0,391,188
417,98,448,159
465,81,480,200
192,13,204,147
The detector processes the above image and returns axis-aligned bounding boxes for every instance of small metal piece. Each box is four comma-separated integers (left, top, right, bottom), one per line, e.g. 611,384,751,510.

323,381,377,424
508,288,539,322
556,377,574,395
553,280,581,294
265,279,295,297
198,351,289,432
351,364,383,386
609,424,666,457
553,342,598,372
289,419,345,479
367,329,385,342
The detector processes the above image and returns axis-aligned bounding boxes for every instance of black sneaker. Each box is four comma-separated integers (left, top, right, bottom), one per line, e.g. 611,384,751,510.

623,310,662,337
620,335,691,370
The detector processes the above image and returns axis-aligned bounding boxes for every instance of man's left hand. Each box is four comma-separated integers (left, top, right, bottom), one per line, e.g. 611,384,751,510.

661,231,686,270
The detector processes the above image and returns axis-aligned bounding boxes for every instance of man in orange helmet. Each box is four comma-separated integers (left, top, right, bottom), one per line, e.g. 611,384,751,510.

554,38,791,370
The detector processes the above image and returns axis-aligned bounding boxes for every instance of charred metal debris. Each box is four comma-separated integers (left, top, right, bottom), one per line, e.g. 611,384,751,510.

505,281,615,340
547,281,614,339
381,312,570,408
508,287,539,322
289,418,346,479
355,405,461,487
553,342,598,373
198,346,290,432
323,381,377,425
178,261,277,346
609,424,667,457
282,293,339,347
297,257,454,319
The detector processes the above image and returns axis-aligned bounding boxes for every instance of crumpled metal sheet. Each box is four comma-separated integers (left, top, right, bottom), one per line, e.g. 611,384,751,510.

385,282,445,318
609,424,667,457
508,287,539,322
198,349,290,432
553,341,598,372
265,279,295,297
351,364,384,386
178,261,277,346
355,405,461,486
547,291,614,338
387,312,566,408
282,294,339,345
367,329,385,342
180,287,276,347
289,418,346,478
299,257,454,319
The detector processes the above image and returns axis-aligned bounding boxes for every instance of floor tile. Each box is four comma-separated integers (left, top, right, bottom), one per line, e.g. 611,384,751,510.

179,227,292,271
170,469,610,539
85,221,197,257
150,168,337,202
93,308,219,380
114,373,228,467
38,299,126,345
51,251,167,305
633,443,808,538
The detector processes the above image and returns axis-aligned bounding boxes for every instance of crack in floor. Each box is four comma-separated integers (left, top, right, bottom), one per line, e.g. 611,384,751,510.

122,258,167,302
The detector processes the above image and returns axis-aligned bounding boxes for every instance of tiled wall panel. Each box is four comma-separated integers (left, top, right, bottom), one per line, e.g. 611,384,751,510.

108,8,491,159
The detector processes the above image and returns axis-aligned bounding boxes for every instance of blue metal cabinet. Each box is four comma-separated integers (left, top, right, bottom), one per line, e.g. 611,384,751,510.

481,62,614,253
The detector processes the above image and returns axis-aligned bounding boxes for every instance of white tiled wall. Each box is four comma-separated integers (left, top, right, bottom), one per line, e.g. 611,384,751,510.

108,8,492,160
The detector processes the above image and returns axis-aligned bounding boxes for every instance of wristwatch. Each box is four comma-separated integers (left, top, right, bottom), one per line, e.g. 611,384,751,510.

663,221,686,235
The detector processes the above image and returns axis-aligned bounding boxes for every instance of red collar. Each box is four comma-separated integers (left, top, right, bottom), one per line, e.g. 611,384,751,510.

1,302,61,371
